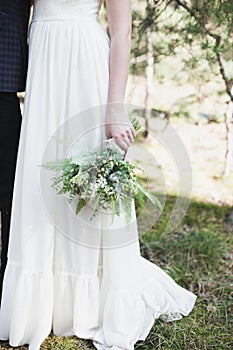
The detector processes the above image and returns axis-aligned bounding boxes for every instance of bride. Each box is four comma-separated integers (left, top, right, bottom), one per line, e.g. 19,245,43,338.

0,1,196,349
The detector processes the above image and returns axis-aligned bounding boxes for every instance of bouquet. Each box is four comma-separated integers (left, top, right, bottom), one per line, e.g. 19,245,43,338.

42,117,162,225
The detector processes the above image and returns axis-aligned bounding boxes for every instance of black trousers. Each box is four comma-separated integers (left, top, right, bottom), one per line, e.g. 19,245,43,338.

0,92,22,304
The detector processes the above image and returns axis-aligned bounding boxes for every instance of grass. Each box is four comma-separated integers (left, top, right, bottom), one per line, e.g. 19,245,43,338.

138,196,233,350
0,196,232,350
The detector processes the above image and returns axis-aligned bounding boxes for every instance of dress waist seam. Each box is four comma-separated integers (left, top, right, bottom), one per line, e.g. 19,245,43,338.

32,17,99,24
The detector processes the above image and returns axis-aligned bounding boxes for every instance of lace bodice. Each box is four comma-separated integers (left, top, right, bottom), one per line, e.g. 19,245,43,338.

33,0,102,21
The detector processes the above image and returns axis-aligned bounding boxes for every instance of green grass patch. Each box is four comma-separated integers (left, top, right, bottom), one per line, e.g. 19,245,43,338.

138,196,233,350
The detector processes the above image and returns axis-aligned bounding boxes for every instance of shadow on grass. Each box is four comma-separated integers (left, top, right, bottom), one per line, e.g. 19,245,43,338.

0,196,232,350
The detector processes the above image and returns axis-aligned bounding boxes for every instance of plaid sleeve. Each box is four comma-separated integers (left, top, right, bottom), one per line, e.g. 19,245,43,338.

0,0,30,92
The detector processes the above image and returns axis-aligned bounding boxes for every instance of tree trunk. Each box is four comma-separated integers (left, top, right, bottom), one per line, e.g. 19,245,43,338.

143,0,154,139
224,101,233,177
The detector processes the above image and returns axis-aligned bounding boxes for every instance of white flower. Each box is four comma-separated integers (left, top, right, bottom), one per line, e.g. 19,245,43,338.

109,172,121,182
90,182,99,192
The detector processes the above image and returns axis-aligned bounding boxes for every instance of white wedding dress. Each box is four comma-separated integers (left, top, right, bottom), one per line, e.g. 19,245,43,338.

0,1,196,349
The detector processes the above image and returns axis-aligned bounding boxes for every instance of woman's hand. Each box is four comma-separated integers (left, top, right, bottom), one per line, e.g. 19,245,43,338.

105,104,136,152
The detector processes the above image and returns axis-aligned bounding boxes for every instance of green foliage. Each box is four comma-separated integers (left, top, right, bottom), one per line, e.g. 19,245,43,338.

131,0,233,121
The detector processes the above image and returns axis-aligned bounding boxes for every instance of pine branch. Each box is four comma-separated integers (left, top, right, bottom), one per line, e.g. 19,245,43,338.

173,0,233,102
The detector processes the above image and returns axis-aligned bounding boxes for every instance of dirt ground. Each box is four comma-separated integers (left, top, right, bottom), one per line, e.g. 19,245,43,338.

125,114,232,204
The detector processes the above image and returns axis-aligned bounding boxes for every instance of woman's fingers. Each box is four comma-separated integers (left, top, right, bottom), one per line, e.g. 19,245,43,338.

126,128,135,143
114,136,129,152
121,132,131,147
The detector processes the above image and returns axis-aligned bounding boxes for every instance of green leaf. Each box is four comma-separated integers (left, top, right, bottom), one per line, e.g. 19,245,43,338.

76,197,87,215
135,182,162,211
122,195,133,226
41,158,74,171
111,200,121,224
92,194,101,218
129,116,141,132
114,200,121,217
